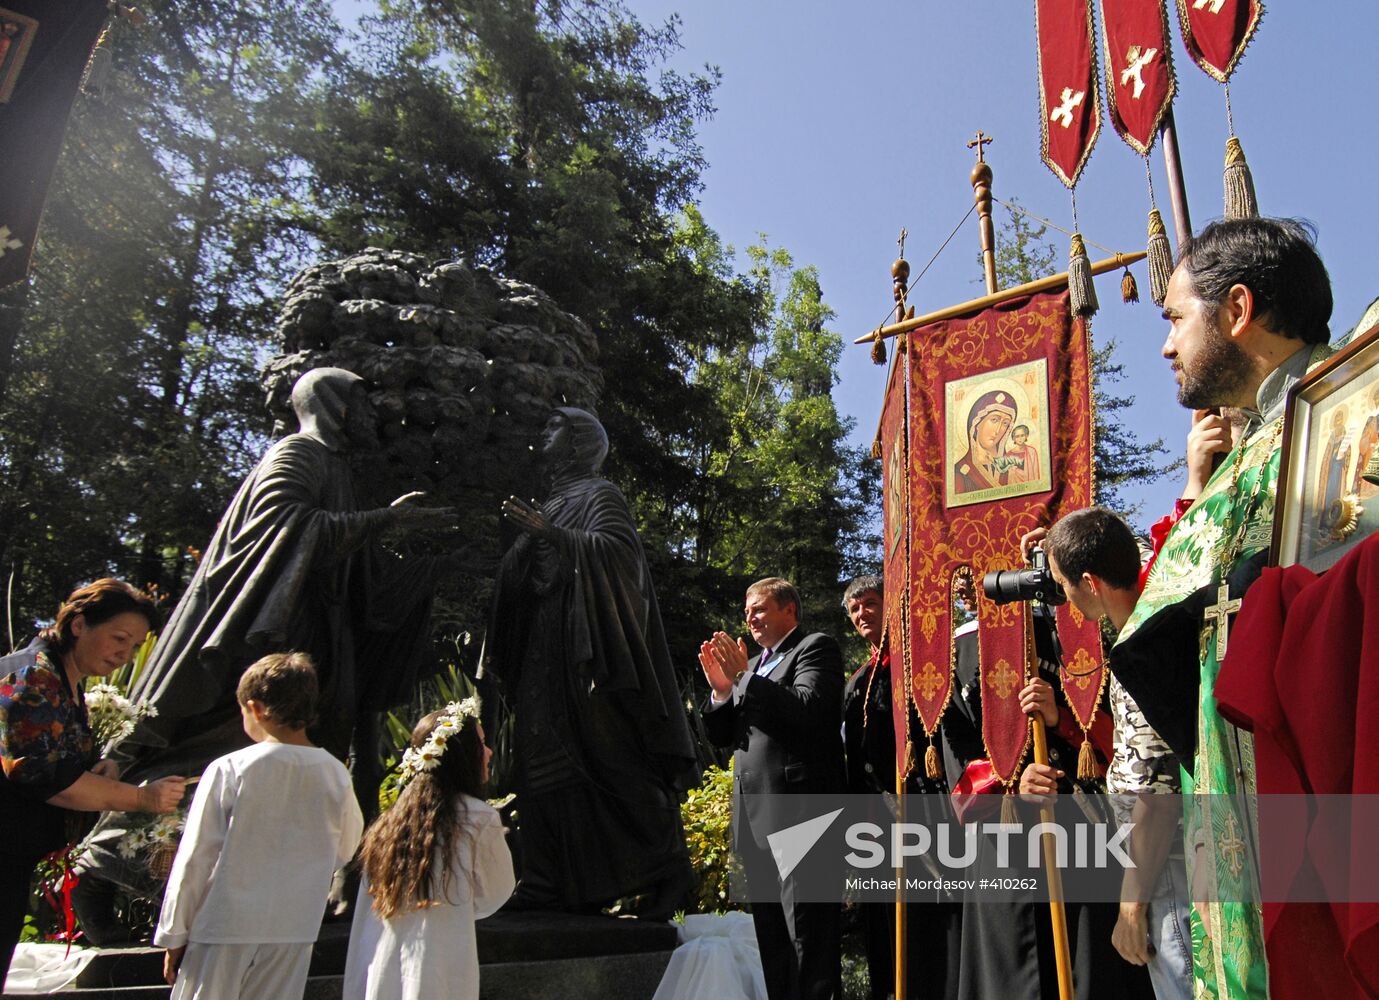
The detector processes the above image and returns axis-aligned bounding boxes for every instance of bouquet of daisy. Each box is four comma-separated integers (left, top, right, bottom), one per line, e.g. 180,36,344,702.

85,683,158,746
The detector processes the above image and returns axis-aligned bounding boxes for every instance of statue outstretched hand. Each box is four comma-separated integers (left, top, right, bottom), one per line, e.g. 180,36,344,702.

386,491,458,531
503,496,555,539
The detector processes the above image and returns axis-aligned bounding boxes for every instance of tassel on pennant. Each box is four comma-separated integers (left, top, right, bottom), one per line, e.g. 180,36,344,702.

1067,232,1098,318
870,437,882,460
1146,208,1174,306
1077,735,1097,781
1223,136,1259,220
870,330,887,366
1000,788,1019,826
1120,268,1138,304
903,738,918,780
925,738,941,781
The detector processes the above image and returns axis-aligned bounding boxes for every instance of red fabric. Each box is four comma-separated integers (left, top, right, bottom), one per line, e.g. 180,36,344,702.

1055,601,1107,735
1100,0,1176,155
1175,0,1264,83
1215,532,1379,999
951,759,1003,825
906,291,1096,787
1036,0,1102,187
1139,497,1194,592
881,351,934,777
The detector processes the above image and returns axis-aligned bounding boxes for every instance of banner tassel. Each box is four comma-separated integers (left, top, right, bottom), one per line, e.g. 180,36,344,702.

925,737,941,781
1000,788,1019,826
1077,735,1097,781
869,329,887,366
1223,136,1259,220
871,437,882,460
902,738,918,780
1068,232,1098,317
1120,268,1138,304
1146,208,1174,306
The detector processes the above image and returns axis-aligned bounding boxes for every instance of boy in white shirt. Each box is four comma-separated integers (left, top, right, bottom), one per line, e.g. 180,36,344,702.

155,652,364,1000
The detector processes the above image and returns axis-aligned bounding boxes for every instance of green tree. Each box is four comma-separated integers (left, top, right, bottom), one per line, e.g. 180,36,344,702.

0,2,342,634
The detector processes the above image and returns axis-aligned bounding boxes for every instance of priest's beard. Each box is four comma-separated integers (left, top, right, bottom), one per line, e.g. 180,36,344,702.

1177,316,1254,409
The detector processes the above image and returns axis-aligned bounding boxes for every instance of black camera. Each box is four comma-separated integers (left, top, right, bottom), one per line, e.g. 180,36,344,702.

981,548,1066,606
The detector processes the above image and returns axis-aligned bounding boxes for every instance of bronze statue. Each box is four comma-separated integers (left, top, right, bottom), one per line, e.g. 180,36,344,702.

76,368,453,938
488,408,698,917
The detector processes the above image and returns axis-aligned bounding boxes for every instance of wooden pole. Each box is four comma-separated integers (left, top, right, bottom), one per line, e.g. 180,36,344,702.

891,228,910,1000
1026,604,1076,1000
854,252,1146,345
1159,108,1192,250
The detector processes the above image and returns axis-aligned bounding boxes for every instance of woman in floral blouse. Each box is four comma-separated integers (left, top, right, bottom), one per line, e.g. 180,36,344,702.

0,579,185,976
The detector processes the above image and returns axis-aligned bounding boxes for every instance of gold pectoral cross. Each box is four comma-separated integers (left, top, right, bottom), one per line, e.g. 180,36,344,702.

1204,582,1243,661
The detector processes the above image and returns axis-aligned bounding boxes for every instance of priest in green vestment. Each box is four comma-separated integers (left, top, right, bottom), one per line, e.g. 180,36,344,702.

1113,218,1334,1000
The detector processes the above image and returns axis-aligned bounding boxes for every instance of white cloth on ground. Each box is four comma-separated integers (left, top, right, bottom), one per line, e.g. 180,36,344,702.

342,795,514,1000
170,940,312,1000
651,911,768,1000
1,942,95,993
154,742,364,948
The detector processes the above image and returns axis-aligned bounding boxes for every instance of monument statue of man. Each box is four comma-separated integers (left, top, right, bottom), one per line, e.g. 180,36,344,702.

490,407,698,917
111,366,454,776
75,367,454,940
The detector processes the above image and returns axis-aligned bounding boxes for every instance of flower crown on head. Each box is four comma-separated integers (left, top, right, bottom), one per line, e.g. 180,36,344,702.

398,696,481,787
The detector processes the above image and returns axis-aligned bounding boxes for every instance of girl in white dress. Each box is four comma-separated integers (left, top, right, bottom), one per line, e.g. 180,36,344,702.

343,700,515,1000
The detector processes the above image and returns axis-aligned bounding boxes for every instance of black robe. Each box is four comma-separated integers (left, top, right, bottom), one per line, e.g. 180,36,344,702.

488,476,698,908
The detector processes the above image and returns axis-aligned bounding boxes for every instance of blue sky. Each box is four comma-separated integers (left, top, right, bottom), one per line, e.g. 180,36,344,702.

622,1,1379,527
333,2,1378,528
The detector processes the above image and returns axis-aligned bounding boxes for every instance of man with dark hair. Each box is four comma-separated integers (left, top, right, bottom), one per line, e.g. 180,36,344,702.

1027,509,1193,1000
1118,216,1335,1000
700,578,844,1000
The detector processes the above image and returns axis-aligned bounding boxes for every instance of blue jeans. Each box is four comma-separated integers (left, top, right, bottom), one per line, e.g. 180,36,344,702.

1146,854,1194,1000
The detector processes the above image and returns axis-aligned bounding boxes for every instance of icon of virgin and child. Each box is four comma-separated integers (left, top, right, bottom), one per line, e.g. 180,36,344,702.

946,362,1050,507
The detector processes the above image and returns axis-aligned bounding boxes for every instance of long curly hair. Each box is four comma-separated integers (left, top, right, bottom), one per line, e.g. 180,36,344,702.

359,709,487,918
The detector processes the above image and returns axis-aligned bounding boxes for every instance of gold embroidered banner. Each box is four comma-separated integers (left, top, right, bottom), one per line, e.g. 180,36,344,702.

895,289,1100,786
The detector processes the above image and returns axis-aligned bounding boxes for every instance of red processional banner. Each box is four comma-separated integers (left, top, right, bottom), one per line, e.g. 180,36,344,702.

1174,0,1263,83
880,350,919,776
889,290,1100,787
1100,0,1176,155
0,0,110,289
1036,0,1102,188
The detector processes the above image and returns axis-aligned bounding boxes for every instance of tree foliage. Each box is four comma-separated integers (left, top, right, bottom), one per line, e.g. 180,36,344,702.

0,2,340,636
0,0,873,658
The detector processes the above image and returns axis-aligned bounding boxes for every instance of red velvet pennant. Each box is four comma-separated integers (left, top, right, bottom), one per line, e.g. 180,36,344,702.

1174,0,1263,83
1100,0,1176,155
1055,601,1107,732
1036,0,1102,188
899,290,1097,787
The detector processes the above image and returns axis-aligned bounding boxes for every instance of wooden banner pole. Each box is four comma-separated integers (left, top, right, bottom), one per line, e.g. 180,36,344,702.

854,251,1146,346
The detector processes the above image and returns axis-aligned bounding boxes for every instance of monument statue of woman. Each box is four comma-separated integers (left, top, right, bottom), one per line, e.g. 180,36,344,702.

489,407,698,917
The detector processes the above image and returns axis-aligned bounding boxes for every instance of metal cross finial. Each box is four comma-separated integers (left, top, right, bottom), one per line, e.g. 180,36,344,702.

896,227,908,258
967,130,993,162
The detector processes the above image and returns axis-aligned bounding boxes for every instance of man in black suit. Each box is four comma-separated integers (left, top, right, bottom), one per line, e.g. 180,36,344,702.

700,577,844,1000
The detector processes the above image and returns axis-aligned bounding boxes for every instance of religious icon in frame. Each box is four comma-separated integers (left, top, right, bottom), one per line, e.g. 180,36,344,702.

944,357,1052,509
0,8,38,104
1274,323,1379,571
